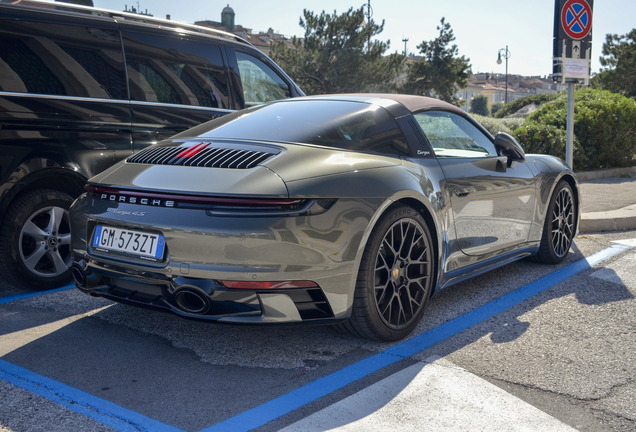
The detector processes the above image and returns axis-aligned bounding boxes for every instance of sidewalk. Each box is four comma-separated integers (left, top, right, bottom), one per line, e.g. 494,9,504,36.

578,174,636,233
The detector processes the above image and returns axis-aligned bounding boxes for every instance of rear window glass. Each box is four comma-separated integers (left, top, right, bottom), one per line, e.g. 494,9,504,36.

197,100,410,156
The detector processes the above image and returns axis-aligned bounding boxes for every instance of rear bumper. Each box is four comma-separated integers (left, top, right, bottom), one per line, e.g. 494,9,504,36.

72,258,336,323
70,192,383,322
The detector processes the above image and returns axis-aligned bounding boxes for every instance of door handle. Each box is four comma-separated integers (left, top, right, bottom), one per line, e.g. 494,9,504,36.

453,187,475,197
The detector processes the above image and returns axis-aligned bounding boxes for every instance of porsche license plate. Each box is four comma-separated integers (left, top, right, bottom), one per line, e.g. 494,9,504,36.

92,225,165,260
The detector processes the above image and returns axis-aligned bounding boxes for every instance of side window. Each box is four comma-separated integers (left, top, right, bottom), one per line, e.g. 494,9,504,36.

122,31,229,109
235,51,290,107
0,20,126,99
413,111,496,158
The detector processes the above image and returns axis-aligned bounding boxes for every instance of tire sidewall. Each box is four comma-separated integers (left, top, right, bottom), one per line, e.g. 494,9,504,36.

543,181,575,264
359,205,434,341
1,190,73,289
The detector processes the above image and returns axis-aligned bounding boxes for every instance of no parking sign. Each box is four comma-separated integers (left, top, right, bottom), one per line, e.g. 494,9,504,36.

553,0,593,84
561,0,593,40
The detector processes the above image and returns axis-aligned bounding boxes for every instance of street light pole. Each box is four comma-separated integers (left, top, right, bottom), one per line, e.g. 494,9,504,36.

497,46,511,104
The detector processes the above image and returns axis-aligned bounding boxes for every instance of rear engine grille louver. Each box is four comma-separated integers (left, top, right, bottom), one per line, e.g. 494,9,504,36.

127,144,275,169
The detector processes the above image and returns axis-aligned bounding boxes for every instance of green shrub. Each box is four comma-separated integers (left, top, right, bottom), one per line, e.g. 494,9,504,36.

495,93,559,118
491,102,504,116
470,95,489,116
511,89,636,170
471,114,524,136
513,121,577,161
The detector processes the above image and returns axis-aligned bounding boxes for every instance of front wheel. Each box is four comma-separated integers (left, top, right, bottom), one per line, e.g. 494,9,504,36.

533,180,576,264
0,189,74,289
338,205,434,341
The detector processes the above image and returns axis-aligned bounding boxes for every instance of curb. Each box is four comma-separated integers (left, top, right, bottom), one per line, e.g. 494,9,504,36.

580,204,636,233
575,166,636,181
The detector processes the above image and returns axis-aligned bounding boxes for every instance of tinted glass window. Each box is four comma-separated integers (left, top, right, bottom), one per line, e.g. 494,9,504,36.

235,52,290,107
198,100,410,156
0,21,126,99
123,31,229,108
413,111,496,157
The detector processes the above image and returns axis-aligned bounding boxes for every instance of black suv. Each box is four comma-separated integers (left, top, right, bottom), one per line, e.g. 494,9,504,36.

0,0,304,289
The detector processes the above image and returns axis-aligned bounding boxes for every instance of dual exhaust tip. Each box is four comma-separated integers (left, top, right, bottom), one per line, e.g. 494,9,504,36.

173,288,210,314
72,262,88,288
72,262,209,315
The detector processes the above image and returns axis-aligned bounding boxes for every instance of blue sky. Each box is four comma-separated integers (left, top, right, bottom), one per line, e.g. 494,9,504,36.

96,0,636,77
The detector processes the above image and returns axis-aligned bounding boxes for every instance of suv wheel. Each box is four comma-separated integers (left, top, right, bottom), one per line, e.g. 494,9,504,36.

0,190,74,289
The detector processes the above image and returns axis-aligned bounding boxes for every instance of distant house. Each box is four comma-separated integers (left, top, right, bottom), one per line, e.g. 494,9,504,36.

457,73,567,112
194,5,293,55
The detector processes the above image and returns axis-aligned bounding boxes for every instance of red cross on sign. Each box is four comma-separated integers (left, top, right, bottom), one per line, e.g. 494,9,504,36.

561,0,592,40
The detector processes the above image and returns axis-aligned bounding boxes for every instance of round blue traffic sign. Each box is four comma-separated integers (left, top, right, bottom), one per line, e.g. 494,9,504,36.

561,0,592,40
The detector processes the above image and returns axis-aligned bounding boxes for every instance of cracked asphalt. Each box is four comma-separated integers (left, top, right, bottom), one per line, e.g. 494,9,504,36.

1,231,635,431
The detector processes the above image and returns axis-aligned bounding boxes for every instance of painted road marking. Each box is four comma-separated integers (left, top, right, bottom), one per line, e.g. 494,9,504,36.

280,357,577,432
203,244,630,432
0,305,112,357
0,360,183,432
0,244,632,432
0,284,74,304
612,238,636,248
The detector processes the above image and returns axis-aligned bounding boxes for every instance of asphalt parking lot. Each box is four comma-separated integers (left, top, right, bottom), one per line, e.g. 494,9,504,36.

1,230,635,432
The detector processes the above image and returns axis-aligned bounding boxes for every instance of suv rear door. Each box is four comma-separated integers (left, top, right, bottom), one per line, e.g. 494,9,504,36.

120,25,238,151
0,10,132,179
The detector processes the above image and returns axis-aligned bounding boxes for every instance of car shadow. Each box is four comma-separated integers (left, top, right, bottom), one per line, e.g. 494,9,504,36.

0,239,633,431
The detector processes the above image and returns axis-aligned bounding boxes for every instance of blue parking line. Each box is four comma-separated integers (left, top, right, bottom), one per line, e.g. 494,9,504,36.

0,283,75,304
0,360,183,432
202,244,631,432
0,245,630,432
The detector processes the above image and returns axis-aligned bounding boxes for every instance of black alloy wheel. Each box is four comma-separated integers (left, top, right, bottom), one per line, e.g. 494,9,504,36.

374,218,431,330
533,180,576,264
338,205,434,341
551,186,575,258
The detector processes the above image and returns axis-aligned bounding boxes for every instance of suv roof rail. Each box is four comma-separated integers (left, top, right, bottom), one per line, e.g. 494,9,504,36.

0,0,252,46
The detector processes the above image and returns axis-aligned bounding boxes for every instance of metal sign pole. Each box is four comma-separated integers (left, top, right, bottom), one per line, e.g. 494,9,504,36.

566,83,574,169
554,0,593,171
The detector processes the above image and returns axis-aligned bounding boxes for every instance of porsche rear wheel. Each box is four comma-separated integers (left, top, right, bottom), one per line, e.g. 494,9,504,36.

533,180,576,264
338,205,434,341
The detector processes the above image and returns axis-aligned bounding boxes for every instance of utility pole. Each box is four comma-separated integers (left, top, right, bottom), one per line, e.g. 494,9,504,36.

402,37,409,56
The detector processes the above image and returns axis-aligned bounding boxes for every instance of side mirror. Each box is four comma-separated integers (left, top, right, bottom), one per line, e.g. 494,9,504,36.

494,132,525,163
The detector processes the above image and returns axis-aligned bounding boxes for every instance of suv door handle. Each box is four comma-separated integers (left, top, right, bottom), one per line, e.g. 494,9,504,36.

453,187,475,197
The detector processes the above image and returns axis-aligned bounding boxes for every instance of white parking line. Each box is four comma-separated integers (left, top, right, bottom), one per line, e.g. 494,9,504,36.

280,356,577,432
612,238,636,247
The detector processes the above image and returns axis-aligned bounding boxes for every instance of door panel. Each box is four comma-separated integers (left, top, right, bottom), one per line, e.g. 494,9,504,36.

0,18,132,177
120,29,232,151
413,110,537,257
437,157,537,256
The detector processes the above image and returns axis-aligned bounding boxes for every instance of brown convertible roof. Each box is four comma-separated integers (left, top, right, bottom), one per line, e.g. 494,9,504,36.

304,93,467,116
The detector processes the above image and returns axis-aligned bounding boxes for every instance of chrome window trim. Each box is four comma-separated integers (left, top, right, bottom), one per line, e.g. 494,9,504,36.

0,92,126,104
129,100,234,113
0,91,235,113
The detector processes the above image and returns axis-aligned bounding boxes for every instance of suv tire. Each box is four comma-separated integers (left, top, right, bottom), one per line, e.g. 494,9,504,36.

0,189,74,289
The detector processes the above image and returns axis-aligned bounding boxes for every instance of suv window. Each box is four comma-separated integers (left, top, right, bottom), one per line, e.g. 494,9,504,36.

413,111,496,158
122,31,229,109
0,20,126,99
235,51,290,107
